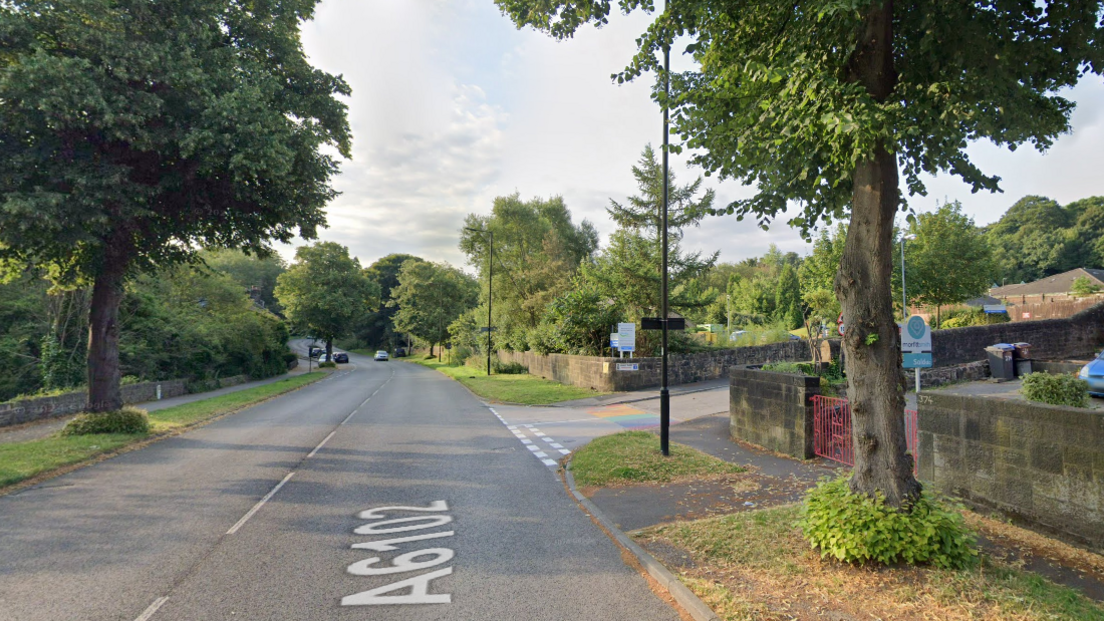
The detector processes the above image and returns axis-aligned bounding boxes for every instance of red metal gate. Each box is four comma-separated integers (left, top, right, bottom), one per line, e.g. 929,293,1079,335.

812,395,918,473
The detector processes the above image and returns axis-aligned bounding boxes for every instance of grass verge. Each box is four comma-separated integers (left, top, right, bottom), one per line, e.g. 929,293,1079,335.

635,505,1104,621
406,356,608,405
570,430,744,487
0,372,325,490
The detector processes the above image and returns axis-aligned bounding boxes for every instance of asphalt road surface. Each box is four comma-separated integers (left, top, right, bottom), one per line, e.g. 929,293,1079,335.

0,352,679,621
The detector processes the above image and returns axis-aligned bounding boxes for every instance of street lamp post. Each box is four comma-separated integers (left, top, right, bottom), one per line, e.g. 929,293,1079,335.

659,41,671,457
466,227,494,376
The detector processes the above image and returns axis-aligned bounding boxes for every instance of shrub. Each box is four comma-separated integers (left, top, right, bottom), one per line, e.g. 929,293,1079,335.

1021,371,1088,408
493,360,527,374
464,354,488,371
317,361,337,368
762,361,814,375
800,477,977,569
62,407,150,436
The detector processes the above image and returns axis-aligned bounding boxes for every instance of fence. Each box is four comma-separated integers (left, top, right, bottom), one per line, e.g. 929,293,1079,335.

811,395,918,473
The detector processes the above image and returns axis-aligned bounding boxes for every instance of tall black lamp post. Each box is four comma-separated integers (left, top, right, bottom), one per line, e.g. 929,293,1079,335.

659,42,671,457
466,227,494,376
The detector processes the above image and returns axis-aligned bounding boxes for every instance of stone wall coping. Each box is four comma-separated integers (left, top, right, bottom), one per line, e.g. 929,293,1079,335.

918,390,1103,429
730,367,820,389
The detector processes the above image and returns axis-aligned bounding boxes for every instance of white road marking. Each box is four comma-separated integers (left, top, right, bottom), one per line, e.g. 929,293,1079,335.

558,449,571,455
534,451,548,458
534,432,547,437
541,458,558,466
227,472,295,534
520,439,532,445
507,425,517,430
133,597,169,621
526,445,539,452
549,442,563,448
307,430,337,458
342,367,396,425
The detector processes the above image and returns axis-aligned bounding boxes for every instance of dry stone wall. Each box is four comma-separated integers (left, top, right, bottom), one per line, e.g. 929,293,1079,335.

729,368,820,459
0,379,187,429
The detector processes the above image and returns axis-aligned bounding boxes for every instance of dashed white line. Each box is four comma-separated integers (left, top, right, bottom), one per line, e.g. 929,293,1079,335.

490,409,568,467
541,458,558,466
526,445,540,452
307,430,337,459
227,472,295,535
558,449,571,455
133,597,169,621
520,439,532,445
548,442,563,448
534,451,548,458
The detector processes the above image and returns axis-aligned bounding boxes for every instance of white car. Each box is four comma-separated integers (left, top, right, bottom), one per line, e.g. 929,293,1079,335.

374,350,389,361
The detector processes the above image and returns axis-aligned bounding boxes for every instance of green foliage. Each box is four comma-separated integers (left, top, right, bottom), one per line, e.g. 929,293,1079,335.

542,282,622,355
492,360,528,375
729,322,794,347
905,202,996,310
355,254,426,349
800,478,978,569
62,407,150,436
939,307,1010,329
317,361,336,368
761,361,812,375
607,144,714,240
200,249,288,316
987,196,1104,284
460,194,598,350
1021,372,1089,408
275,242,379,354
391,261,478,350
1071,276,1102,297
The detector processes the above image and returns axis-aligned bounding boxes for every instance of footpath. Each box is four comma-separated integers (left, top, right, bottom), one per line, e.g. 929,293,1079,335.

0,364,311,446
542,382,1104,619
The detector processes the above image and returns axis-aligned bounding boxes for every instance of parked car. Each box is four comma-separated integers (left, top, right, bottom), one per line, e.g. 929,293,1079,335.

334,353,349,364
317,354,331,363
1079,350,1104,397
374,350,390,361
309,347,323,358
394,347,406,358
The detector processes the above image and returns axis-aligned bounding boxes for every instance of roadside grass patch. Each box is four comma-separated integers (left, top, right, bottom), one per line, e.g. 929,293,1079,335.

570,431,744,487
635,505,1104,621
0,372,325,490
407,357,607,405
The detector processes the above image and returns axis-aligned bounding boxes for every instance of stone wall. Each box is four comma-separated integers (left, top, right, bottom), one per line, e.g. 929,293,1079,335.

931,301,1104,366
729,368,820,459
498,339,812,392
917,391,1104,549
914,360,990,389
0,379,188,429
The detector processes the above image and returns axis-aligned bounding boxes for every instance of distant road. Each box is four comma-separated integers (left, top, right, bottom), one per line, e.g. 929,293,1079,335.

0,352,678,621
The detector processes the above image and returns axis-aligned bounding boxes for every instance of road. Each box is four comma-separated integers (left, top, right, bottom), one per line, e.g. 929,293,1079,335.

0,352,679,621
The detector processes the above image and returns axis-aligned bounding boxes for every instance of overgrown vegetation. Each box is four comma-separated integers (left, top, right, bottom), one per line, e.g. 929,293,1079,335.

570,431,744,487
62,408,150,436
1022,372,1089,408
800,477,977,569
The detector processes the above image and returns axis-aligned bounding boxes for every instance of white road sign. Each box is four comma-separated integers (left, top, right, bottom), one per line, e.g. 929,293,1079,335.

617,322,636,353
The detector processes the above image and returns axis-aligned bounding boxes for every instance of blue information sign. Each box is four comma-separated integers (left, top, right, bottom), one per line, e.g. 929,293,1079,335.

903,352,933,369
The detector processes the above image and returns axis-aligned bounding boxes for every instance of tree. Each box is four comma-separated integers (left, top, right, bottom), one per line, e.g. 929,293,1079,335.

359,254,426,349
905,203,995,328
275,243,378,359
200,249,288,315
1071,276,1102,297
497,0,1104,507
608,144,714,240
543,282,623,355
0,0,350,412
774,264,803,330
390,262,479,356
986,196,1081,283
459,194,598,350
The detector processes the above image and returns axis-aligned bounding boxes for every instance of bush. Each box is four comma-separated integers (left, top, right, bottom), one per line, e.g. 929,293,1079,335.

939,307,1010,329
317,361,337,368
800,477,977,569
493,360,527,374
62,407,150,436
762,361,814,375
464,354,487,371
1021,371,1088,408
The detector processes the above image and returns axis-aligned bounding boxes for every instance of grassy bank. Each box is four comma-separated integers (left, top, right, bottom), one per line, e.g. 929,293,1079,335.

570,430,744,487
0,372,326,490
406,356,607,405
636,505,1104,621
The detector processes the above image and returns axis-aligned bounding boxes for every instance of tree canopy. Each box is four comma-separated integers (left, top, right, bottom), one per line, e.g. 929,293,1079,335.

904,202,994,325
986,195,1104,283
497,0,1104,507
0,0,350,410
391,261,479,355
275,243,378,357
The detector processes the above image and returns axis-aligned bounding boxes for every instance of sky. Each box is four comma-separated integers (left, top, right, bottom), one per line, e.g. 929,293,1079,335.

288,0,1104,271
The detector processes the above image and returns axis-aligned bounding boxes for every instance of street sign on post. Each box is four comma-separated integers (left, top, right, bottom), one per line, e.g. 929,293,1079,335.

617,322,636,355
837,312,845,336
901,315,933,391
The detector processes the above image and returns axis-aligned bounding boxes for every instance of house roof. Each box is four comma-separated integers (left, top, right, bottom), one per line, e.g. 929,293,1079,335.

990,267,1104,297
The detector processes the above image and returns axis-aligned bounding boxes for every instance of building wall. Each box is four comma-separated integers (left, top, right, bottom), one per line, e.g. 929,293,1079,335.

729,368,820,459
931,301,1104,366
917,391,1104,549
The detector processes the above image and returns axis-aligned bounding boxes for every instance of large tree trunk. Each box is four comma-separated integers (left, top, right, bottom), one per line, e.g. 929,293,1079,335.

836,0,921,509
326,338,333,360
87,252,127,413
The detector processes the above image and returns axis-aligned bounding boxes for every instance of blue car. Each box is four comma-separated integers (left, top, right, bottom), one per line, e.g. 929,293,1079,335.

1080,350,1104,397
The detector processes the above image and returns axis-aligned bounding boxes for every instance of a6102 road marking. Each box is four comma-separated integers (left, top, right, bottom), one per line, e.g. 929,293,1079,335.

342,500,454,606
